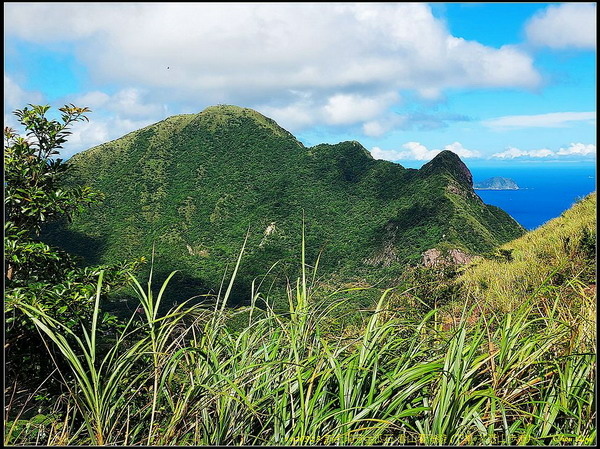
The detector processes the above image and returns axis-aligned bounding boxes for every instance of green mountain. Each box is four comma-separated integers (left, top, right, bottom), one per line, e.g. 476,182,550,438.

44,105,525,304
474,176,520,190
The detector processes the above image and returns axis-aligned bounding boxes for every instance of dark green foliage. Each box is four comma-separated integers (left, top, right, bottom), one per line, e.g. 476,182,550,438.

397,264,462,311
497,248,514,262
46,105,525,307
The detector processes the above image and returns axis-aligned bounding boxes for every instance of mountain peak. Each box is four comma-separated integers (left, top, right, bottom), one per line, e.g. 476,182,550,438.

200,104,253,115
419,150,473,187
196,104,299,142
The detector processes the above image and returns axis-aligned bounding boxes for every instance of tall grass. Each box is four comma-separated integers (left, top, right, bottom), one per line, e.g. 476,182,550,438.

7,229,596,446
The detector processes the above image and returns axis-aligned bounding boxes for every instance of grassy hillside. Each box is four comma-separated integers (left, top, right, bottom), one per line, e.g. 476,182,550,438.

460,192,596,310
455,193,596,350
43,105,525,305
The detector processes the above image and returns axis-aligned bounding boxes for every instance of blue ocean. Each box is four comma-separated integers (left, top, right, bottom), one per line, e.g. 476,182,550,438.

468,163,596,230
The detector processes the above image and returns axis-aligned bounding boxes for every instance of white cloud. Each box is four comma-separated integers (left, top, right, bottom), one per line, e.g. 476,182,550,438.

72,88,164,119
556,142,596,156
65,120,111,153
370,146,407,162
2,80,164,158
322,92,398,125
482,112,596,129
444,39,540,88
111,88,165,118
4,3,542,135
491,143,596,159
362,121,388,138
258,102,318,132
490,147,526,159
73,91,111,110
4,75,45,127
400,142,440,161
258,91,398,131
526,3,596,49
371,141,480,161
443,142,481,159
491,147,557,159
361,109,473,137
417,87,443,101
362,115,406,137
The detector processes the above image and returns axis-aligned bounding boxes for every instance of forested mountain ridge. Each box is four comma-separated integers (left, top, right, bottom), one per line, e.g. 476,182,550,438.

43,105,525,303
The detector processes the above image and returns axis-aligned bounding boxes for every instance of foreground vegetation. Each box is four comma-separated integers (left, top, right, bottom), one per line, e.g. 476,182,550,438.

6,230,597,445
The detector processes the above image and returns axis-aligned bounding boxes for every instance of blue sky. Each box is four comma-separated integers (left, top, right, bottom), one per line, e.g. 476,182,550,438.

3,3,596,165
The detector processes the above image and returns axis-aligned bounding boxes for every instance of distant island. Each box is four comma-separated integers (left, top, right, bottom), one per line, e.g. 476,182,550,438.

474,176,520,190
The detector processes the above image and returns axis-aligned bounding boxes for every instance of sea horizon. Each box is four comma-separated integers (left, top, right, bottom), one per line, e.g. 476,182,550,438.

469,162,596,230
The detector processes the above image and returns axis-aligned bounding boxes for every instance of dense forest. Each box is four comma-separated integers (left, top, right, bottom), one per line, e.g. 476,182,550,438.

4,105,596,446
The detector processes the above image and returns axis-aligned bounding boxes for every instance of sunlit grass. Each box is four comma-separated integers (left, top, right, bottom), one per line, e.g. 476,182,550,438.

459,193,595,311
7,225,596,446
457,193,596,353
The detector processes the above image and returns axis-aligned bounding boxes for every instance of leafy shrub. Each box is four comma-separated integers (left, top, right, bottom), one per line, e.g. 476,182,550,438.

4,105,141,395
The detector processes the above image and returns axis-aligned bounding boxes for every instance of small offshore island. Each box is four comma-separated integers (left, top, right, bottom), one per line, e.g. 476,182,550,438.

474,176,520,190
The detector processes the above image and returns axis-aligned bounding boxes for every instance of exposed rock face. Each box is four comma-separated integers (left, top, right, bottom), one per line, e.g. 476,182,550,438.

421,248,474,267
259,222,278,247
